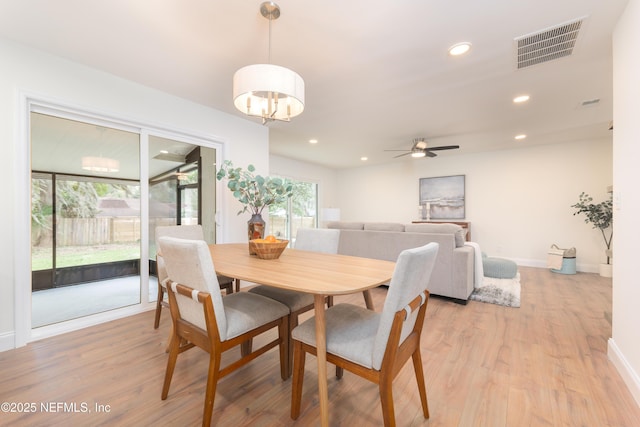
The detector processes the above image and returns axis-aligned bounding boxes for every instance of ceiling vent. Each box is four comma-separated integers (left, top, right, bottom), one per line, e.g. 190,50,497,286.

515,17,585,69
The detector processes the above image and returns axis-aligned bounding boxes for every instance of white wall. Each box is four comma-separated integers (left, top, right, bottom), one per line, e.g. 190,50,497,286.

334,139,612,271
610,0,640,406
0,38,266,346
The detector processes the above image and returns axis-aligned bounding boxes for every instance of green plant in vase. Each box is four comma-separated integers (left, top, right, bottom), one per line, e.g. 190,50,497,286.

216,160,293,248
571,192,613,265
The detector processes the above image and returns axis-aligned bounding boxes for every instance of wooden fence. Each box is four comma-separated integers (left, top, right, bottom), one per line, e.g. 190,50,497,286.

35,216,315,247
51,217,142,247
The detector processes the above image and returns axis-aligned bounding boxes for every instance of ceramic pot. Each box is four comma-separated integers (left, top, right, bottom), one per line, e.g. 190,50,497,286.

599,263,612,278
248,213,265,254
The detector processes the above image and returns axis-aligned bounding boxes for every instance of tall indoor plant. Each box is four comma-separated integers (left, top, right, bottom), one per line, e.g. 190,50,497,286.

216,160,293,242
571,192,613,276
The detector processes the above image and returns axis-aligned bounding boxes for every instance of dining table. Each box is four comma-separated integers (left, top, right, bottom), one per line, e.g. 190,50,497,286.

208,243,396,427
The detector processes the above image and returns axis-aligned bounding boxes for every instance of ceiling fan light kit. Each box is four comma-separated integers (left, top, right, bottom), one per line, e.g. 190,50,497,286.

233,2,305,125
385,137,459,159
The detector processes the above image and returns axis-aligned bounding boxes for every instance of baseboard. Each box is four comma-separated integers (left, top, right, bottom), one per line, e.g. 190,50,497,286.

30,303,156,343
608,338,640,407
511,258,599,273
0,331,16,352
512,258,546,269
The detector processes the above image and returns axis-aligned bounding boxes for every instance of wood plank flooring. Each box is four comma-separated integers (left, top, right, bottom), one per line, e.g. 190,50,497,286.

1,267,639,426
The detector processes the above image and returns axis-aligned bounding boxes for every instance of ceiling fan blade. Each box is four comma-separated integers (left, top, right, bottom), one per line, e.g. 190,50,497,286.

384,149,411,152
393,152,412,158
425,150,438,157
427,145,460,151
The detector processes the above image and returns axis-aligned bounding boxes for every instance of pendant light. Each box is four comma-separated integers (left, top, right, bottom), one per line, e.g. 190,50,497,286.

233,2,305,124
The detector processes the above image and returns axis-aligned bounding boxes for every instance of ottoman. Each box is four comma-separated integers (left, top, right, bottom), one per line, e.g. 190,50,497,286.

483,255,518,279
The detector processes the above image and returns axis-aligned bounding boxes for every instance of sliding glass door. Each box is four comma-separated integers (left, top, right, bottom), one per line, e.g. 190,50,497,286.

29,109,220,332
147,137,219,302
30,113,141,327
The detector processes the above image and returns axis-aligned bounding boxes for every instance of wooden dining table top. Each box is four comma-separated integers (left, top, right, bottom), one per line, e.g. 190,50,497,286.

208,243,396,295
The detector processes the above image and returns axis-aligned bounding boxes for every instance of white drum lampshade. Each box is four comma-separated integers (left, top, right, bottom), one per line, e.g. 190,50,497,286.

233,63,305,123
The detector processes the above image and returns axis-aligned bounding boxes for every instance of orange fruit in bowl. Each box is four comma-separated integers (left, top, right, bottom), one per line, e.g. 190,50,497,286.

265,235,277,243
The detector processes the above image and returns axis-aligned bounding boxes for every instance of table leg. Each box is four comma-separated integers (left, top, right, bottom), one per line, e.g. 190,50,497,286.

362,290,375,310
314,294,329,427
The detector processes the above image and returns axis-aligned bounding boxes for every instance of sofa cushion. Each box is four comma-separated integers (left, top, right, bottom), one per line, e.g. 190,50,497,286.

404,223,465,247
455,229,467,247
363,222,405,232
326,221,364,230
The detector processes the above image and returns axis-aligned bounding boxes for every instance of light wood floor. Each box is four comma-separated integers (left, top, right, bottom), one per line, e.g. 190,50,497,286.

1,267,639,426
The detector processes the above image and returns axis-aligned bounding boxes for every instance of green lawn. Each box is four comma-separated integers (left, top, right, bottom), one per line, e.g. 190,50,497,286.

31,244,141,270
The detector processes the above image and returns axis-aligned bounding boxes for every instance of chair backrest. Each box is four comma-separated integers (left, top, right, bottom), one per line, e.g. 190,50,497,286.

155,225,205,283
294,228,340,254
372,242,439,370
157,236,228,340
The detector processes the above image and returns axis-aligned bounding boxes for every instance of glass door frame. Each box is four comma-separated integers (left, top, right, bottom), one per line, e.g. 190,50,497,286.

14,95,224,346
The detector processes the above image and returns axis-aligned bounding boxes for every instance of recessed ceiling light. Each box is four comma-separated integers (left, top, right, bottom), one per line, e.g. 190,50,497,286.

448,42,472,56
514,134,527,140
360,156,368,161
309,139,318,144
513,95,530,103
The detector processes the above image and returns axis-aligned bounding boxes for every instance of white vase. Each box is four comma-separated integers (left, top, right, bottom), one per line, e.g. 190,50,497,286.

599,263,612,278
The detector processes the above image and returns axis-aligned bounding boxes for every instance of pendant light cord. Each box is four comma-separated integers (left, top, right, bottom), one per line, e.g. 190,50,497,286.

268,14,272,64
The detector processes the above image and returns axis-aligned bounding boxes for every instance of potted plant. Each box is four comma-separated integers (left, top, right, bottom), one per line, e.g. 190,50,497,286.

216,160,293,246
571,192,613,277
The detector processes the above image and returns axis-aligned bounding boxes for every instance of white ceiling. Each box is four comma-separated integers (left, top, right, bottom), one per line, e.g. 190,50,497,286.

0,0,626,169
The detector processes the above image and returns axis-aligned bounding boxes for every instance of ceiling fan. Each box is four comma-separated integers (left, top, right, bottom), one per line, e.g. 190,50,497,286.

385,138,459,158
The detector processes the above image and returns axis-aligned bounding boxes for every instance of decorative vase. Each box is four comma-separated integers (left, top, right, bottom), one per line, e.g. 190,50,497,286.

599,263,612,278
248,213,265,254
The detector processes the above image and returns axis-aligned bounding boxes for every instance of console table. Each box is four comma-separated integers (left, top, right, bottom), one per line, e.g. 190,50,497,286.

411,220,471,241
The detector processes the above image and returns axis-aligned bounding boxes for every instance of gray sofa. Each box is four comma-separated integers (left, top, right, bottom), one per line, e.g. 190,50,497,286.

326,221,475,303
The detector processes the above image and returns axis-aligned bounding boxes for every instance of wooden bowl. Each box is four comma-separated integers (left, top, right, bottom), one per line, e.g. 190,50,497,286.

249,239,289,259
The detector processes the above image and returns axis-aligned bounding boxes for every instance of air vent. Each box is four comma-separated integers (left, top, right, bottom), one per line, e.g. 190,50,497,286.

515,17,585,69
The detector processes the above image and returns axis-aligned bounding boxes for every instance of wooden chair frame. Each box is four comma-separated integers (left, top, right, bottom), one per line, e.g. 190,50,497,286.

162,280,289,427
291,291,430,427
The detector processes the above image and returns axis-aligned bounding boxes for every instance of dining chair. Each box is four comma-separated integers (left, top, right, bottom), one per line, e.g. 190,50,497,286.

154,224,235,329
290,242,439,427
157,236,290,427
247,227,340,375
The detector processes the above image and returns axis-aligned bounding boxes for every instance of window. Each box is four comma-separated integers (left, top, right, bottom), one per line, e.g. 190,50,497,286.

268,178,318,244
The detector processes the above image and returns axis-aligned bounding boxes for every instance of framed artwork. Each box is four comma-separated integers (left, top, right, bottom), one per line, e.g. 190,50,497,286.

419,175,465,219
